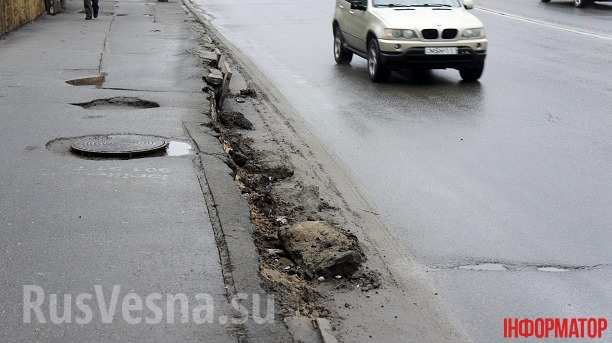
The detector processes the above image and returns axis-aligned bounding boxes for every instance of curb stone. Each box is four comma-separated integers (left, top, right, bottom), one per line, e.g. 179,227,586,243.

184,121,293,342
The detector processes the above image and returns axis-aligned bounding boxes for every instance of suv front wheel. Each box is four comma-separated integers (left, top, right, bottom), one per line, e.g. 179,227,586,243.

367,39,391,82
459,63,485,82
574,0,592,7
333,27,353,65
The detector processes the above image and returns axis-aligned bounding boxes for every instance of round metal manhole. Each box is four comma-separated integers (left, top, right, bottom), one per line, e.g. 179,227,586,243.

70,134,168,157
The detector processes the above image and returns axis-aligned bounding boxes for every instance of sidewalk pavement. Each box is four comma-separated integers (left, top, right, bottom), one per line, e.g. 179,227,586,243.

0,1,275,342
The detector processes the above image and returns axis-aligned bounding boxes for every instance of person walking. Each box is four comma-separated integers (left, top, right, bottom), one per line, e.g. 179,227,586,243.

84,0,99,20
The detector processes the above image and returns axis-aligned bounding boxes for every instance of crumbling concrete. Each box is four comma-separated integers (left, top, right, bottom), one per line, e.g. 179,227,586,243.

279,221,363,279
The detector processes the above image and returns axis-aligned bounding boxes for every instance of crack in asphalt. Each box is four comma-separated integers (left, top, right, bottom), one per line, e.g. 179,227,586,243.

99,12,116,74
428,261,611,273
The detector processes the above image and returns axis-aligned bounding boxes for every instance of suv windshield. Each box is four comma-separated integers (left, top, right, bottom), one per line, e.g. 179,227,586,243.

373,0,462,7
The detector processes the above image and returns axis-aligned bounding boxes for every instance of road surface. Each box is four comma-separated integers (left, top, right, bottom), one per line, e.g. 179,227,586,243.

190,0,612,341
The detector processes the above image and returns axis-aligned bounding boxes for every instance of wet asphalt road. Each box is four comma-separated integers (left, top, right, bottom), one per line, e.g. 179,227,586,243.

191,0,612,341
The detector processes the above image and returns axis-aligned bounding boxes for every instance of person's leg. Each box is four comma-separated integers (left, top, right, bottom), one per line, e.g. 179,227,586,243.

92,0,99,18
83,0,92,19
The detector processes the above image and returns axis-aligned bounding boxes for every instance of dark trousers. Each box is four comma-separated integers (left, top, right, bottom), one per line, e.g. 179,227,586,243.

84,0,99,18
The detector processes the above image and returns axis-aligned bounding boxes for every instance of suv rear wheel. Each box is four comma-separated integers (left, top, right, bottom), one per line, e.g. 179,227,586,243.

459,63,485,82
333,27,353,65
367,39,390,82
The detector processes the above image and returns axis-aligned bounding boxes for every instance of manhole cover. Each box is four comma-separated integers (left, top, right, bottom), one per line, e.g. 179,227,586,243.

71,134,168,157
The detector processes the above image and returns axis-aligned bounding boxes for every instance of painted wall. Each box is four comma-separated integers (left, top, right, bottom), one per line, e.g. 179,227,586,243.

0,0,46,35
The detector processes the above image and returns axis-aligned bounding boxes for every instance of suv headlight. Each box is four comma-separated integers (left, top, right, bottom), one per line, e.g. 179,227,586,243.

461,28,485,39
382,29,418,40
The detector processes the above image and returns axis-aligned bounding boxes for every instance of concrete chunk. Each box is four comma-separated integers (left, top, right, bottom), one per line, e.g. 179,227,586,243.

205,68,224,85
279,221,363,278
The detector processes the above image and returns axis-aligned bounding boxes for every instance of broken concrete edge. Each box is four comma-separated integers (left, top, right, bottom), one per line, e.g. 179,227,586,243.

218,55,233,110
183,3,344,343
184,121,294,342
197,34,233,110
208,89,219,123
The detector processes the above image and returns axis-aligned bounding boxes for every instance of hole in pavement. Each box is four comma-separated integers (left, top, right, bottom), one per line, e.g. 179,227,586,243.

46,135,193,159
71,97,160,110
66,73,106,87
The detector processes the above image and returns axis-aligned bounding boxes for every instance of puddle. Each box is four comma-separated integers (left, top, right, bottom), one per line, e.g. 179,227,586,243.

537,267,570,273
71,97,160,110
166,141,193,156
66,74,106,87
457,263,508,271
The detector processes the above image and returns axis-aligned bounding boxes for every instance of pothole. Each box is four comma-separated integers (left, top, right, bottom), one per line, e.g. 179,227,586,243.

46,135,193,159
66,73,106,87
71,97,160,110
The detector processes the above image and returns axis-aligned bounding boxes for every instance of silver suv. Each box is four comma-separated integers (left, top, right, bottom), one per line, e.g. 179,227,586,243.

333,0,488,82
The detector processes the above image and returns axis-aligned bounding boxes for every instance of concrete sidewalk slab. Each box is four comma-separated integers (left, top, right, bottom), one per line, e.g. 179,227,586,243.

0,0,271,342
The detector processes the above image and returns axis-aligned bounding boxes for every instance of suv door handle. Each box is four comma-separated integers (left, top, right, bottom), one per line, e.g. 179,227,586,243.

339,4,345,9
349,10,355,14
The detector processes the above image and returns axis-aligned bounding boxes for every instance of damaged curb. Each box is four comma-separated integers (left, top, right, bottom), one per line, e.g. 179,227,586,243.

182,1,370,342
184,121,293,343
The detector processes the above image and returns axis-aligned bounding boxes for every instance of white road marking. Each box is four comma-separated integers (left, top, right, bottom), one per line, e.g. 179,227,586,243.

476,6,612,41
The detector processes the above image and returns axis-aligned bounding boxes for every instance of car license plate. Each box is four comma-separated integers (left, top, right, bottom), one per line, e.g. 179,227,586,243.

425,47,458,55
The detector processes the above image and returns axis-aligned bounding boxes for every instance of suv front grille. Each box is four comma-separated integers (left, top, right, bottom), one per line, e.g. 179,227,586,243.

442,29,458,39
421,29,438,40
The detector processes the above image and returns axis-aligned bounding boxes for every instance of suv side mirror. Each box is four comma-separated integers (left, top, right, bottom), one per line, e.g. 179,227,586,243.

350,0,367,10
463,0,475,10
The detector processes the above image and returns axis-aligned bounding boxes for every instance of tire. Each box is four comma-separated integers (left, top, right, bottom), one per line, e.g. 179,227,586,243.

459,63,484,82
574,0,592,7
333,27,353,65
367,38,391,82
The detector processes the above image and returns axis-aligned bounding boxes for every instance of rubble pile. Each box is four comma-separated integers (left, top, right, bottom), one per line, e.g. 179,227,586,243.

194,28,376,319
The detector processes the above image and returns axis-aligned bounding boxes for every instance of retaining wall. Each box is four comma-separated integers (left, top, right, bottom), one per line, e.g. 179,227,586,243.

0,0,46,35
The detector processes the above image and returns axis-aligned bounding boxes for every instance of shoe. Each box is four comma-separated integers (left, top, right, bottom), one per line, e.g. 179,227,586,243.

93,10,98,18
85,16,92,20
